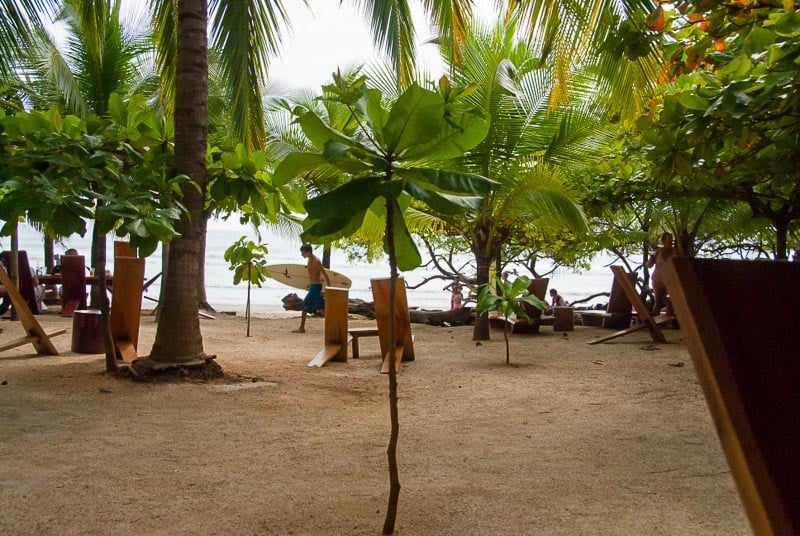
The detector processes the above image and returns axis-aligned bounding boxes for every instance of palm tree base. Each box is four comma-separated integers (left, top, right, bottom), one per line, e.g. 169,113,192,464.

122,354,223,382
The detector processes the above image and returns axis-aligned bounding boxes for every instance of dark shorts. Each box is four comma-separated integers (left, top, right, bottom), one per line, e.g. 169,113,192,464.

302,283,325,314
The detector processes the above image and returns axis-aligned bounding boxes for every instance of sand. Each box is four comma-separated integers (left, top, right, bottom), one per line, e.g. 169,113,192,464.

0,311,750,535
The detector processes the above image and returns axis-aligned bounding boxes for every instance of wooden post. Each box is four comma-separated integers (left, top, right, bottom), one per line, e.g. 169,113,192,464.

307,287,349,367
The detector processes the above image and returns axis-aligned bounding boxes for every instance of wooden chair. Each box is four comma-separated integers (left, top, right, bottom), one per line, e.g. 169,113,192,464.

588,266,671,345
307,287,350,367
109,256,145,361
0,264,65,356
371,277,415,374
1,250,40,314
60,254,87,317
661,257,800,536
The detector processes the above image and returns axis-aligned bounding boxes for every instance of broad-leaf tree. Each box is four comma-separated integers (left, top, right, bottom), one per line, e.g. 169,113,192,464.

638,1,800,259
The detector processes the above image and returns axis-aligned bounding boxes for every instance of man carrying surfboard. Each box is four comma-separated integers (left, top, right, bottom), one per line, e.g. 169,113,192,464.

293,244,331,333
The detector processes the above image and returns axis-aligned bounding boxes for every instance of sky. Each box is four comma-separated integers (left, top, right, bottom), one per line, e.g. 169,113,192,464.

269,0,493,91
51,0,496,92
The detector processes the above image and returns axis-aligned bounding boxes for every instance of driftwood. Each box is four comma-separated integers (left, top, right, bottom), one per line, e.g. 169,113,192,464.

282,293,375,318
281,293,473,326
409,307,474,326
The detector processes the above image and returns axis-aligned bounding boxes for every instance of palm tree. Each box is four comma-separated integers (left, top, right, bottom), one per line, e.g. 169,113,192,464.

429,17,604,339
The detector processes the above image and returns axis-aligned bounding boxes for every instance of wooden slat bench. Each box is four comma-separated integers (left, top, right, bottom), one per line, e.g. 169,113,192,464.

348,326,379,359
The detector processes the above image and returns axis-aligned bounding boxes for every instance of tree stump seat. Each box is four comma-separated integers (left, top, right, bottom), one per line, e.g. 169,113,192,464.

71,309,104,354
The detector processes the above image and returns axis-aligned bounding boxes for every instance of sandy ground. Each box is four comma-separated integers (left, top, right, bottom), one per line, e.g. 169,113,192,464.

0,310,750,535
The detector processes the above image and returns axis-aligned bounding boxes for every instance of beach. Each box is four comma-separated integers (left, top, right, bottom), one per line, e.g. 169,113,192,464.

15,223,617,313
0,311,750,535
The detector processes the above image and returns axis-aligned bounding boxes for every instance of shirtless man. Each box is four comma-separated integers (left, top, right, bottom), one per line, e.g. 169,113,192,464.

646,232,674,315
293,243,331,333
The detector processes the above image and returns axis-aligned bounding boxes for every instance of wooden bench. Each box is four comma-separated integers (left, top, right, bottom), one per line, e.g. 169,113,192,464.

348,326,379,359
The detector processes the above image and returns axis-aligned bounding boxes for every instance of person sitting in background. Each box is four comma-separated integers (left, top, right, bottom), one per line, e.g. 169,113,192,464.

51,248,79,275
544,288,565,315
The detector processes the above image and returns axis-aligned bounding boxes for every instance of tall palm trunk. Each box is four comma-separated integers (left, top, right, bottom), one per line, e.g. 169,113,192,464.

197,209,215,311
471,216,494,341
149,0,208,363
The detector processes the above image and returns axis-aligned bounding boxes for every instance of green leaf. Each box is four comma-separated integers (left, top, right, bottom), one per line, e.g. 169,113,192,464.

388,200,422,271
361,88,388,146
382,84,444,154
273,152,327,186
407,168,497,194
296,110,360,149
678,92,710,111
401,107,489,160
744,26,775,54
404,179,483,214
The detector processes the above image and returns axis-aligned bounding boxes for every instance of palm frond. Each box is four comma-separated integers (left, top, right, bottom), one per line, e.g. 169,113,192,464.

210,0,290,150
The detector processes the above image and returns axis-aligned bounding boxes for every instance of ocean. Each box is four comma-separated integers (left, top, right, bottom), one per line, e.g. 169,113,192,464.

11,221,615,313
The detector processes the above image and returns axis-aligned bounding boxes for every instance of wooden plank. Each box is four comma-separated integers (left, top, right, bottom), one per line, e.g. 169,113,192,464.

113,241,137,258
381,345,404,374
307,343,343,368
588,267,668,345
322,287,349,363
661,257,800,536
115,340,137,362
610,266,667,343
110,257,145,361
371,277,415,362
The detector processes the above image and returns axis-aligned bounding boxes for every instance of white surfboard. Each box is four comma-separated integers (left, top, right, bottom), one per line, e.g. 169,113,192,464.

265,263,352,290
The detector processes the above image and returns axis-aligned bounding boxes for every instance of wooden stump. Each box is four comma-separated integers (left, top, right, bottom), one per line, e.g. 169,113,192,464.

71,310,104,354
552,307,574,332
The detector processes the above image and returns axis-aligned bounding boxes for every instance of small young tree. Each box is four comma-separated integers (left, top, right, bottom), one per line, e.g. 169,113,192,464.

224,237,269,337
476,275,546,365
274,75,494,535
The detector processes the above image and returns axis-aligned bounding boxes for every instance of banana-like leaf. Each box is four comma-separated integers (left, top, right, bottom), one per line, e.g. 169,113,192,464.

389,199,422,271
404,179,483,214
382,84,445,154
304,176,382,224
401,107,490,160
406,168,497,194
360,88,389,146
272,152,327,186
296,110,362,150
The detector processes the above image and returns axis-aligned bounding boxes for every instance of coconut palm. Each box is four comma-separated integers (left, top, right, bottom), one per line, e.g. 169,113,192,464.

426,17,613,339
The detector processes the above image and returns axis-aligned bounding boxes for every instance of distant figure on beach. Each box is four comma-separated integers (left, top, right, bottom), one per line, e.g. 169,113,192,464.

647,231,674,315
501,271,511,284
544,288,565,315
293,243,330,333
443,278,464,310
